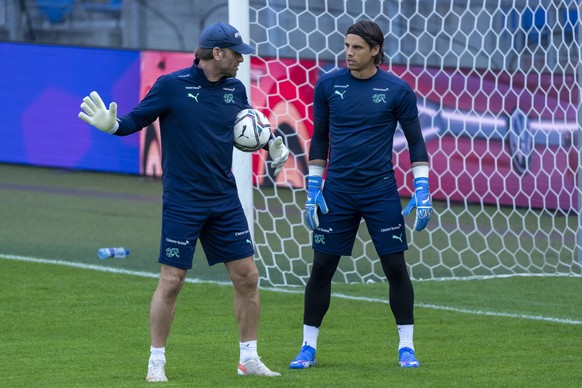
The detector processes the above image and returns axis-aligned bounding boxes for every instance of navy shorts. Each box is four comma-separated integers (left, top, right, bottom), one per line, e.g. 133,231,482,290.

312,180,408,256
159,197,254,269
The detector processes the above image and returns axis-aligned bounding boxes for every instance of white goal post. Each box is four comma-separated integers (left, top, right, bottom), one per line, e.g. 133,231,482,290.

229,0,255,238
229,0,582,286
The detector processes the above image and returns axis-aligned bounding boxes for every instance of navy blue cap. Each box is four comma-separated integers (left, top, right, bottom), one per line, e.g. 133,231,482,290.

199,22,255,54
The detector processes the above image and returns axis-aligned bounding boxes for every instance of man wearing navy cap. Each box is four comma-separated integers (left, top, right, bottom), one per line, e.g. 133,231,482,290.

199,21,255,54
78,21,287,381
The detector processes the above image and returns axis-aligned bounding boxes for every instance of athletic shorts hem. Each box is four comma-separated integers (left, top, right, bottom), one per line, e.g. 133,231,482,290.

208,250,255,266
376,245,408,256
312,246,352,256
158,257,192,270
313,245,408,257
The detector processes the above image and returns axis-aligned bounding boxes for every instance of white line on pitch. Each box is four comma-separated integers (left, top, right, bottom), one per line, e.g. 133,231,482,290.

2,254,581,325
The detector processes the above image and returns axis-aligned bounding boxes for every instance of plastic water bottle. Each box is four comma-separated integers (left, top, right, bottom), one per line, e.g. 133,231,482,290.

97,247,130,260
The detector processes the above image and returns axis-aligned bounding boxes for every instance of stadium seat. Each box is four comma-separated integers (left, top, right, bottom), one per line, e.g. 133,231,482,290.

36,0,75,24
81,0,123,17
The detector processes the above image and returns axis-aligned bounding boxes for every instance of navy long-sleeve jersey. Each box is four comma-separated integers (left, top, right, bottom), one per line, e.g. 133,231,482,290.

309,67,428,192
114,62,251,204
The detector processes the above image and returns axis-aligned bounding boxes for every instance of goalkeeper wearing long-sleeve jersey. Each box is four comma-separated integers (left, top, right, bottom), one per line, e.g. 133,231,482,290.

290,20,432,370
78,22,288,381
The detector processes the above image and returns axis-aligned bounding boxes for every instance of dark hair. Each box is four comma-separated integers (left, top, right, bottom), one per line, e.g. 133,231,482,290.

195,47,215,61
346,20,385,65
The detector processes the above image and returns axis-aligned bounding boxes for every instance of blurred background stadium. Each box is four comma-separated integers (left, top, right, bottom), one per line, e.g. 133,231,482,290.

1,0,581,287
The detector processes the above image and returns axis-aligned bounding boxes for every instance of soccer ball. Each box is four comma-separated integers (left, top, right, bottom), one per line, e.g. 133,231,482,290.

233,109,272,152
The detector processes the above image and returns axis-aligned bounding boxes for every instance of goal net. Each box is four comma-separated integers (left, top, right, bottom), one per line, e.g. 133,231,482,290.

236,0,582,286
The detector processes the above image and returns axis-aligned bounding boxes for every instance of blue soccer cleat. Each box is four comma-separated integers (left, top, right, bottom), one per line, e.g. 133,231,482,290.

399,347,420,368
289,345,317,369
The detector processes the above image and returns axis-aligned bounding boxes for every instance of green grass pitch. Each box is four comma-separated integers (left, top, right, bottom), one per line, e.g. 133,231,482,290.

0,163,581,387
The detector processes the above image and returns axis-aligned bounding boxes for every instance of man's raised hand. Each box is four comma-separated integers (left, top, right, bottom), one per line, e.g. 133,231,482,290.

78,91,119,134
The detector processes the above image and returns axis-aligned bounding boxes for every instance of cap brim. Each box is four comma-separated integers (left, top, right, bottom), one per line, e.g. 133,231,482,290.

230,43,255,54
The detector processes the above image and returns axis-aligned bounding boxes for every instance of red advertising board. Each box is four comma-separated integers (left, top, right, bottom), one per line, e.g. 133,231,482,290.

139,52,578,210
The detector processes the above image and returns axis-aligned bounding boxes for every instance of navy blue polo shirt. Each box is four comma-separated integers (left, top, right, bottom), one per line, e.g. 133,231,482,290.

115,62,251,204
312,67,420,192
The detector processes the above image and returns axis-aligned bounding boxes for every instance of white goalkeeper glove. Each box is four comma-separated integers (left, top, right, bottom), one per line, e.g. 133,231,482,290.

268,136,289,177
78,91,119,134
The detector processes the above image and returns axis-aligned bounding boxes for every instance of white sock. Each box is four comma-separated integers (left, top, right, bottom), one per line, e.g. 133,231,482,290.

303,324,319,349
397,324,414,351
150,346,166,362
240,340,258,363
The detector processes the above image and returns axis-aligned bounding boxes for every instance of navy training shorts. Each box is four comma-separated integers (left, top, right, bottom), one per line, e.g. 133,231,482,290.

158,197,255,269
312,180,408,256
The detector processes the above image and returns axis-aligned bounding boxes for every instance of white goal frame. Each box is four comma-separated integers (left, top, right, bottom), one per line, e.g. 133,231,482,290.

229,0,582,287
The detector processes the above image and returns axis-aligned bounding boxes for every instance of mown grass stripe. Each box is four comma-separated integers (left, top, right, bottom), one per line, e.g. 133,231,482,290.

2,253,580,325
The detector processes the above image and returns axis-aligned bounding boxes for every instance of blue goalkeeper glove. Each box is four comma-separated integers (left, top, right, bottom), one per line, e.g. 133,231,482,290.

402,177,433,231
304,176,328,230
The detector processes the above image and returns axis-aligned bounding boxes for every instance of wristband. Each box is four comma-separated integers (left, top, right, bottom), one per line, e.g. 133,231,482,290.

309,165,325,177
412,164,429,179
107,120,120,134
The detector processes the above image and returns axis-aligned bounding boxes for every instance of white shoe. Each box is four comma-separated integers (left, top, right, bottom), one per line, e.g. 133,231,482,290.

146,358,168,382
237,357,281,376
